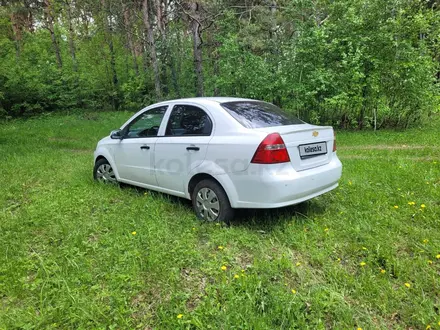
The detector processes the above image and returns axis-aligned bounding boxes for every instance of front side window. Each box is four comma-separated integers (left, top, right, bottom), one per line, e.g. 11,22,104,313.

165,105,212,136
124,106,167,138
221,101,304,128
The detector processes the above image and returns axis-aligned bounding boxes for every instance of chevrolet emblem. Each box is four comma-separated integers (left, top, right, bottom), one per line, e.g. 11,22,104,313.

312,131,319,137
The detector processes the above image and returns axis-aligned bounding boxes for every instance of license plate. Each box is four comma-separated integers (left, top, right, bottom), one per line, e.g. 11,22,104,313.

299,142,327,158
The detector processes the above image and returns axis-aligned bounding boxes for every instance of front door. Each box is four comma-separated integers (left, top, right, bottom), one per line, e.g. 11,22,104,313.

113,106,168,186
154,104,213,194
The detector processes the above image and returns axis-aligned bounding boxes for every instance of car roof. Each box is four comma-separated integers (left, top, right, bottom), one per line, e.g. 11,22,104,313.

154,97,256,107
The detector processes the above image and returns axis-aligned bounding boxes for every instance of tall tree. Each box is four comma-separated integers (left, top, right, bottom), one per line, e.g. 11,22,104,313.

63,0,77,72
100,0,119,109
122,1,139,76
142,0,162,99
43,0,63,68
188,2,203,96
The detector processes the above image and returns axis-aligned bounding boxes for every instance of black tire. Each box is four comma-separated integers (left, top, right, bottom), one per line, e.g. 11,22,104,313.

93,158,117,183
192,179,235,224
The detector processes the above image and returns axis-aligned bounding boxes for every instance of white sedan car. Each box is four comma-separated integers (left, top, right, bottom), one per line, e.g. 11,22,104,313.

93,97,342,223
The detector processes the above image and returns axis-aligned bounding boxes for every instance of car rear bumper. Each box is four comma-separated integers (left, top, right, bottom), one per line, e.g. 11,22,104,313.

225,156,342,208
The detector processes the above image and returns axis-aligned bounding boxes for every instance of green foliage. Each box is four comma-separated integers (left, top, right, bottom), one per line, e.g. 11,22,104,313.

0,112,439,328
208,0,439,128
0,0,439,128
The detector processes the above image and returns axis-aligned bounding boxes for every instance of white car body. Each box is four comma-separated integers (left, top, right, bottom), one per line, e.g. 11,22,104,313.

94,97,342,209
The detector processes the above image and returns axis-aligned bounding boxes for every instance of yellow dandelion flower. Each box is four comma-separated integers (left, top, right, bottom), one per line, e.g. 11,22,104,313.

404,282,411,288
428,260,433,265
337,258,341,263
380,269,386,274
362,247,367,250
324,228,329,232
360,262,366,267
436,254,440,259
296,262,301,266
394,205,399,209
241,269,245,273
131,231,137,235
426,182,430,185
177,314,183,319
423,239,428,244
426,325,431,330
357,328,363,330
234,274,240,279
421,204,426,208
218,246,224,250
438,321,440,326
291,289,296,294
221,265,227,271
408,201,415,206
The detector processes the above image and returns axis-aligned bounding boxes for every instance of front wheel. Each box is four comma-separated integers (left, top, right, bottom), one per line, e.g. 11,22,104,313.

93,158,117,183
192,179,234,224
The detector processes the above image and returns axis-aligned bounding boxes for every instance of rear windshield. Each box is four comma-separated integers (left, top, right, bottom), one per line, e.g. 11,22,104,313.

221,101,304,128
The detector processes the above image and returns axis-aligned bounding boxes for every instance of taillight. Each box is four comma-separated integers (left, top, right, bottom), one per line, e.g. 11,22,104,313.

333,130,337,152
251,133,290,164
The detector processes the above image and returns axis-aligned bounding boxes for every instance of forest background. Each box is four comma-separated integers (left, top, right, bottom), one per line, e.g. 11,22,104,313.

1,0,439,129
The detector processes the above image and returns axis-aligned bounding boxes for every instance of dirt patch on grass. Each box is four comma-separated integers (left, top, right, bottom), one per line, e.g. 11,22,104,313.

180,267,209,312
340,155,438,162
60,148,91,154
48,137,79,142
234,251,254,271
131,284,171,321
339,144,439,150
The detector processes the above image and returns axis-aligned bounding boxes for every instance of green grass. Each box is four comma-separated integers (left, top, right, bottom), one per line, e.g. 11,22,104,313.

1,112,439,329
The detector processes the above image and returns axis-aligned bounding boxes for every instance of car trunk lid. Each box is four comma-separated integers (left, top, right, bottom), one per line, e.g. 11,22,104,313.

254,124,335,171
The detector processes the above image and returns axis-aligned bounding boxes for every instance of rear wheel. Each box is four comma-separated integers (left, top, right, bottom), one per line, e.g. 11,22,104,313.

93,158,117,183
192,179,234,224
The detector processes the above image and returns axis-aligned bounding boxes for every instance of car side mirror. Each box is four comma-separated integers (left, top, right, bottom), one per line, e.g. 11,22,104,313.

110,129,123,140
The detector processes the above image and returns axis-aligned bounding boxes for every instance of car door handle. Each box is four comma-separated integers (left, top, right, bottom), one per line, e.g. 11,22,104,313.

186,146,200,151
140,145,150,150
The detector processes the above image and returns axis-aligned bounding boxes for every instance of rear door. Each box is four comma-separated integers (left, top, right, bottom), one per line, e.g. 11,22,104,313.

154,104,213,194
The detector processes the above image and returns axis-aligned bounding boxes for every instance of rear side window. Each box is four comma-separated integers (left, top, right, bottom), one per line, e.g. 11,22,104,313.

221,101,303,128
165,105,212,136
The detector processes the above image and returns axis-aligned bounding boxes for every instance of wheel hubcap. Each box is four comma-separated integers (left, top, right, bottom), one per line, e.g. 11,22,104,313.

96,164,116,183
196,188,220,221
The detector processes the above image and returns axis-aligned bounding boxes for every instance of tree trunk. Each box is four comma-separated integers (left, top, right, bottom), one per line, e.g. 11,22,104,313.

44,0,63,69
9,13,21,59
64,0,78,72
122,2,139,76
189,2,203,96
171,30,181,97
142,0,162,99
206,27,220,96
155,0,168,95
154,0,164,35
101,0,119,110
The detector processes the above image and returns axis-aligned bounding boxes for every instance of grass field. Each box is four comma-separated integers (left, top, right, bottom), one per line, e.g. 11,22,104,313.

1,112,439,329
